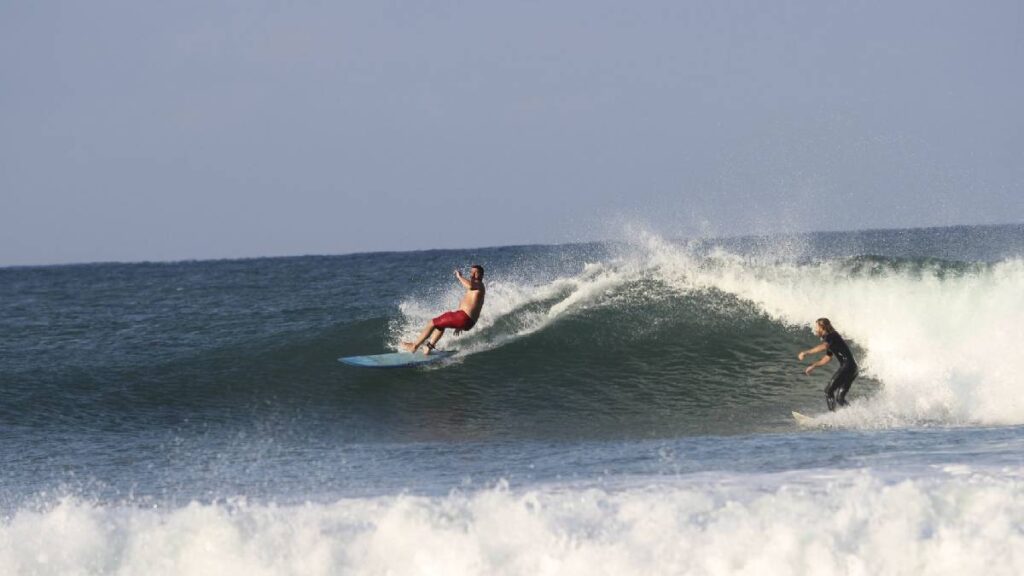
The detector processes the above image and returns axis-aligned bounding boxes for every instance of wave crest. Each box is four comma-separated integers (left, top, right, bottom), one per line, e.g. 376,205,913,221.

391,231,1024,428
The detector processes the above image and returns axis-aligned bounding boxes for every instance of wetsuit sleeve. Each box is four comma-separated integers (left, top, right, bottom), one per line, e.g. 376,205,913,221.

824,333,835,357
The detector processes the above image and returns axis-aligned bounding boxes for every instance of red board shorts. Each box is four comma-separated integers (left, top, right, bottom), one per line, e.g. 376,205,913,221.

432,310,476,331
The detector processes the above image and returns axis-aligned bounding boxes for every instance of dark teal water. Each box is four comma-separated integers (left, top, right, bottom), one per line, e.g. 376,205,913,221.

0,224,1019,502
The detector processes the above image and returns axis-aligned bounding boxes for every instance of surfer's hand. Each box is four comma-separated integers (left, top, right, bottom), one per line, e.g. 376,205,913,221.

798,351,807,361
804,366,814,376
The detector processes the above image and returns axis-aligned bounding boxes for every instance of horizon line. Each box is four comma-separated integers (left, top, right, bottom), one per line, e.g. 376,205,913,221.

2,221,1021,271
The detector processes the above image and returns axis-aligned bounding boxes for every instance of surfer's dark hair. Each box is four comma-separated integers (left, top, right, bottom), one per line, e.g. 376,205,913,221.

816,318,835,334
471,264,484,277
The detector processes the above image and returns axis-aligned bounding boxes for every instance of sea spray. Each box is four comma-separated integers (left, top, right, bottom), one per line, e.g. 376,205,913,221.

390,229,1024,428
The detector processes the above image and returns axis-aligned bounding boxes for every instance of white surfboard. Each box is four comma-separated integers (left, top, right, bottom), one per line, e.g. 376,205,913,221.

792,411,819,427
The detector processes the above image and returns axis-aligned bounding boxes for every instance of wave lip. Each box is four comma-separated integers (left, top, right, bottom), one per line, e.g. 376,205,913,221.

684,251,1024,428
5,468,1024,575
390,227,1024,430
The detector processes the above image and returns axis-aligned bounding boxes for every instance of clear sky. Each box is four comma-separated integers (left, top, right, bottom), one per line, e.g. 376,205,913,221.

2,0,1022,266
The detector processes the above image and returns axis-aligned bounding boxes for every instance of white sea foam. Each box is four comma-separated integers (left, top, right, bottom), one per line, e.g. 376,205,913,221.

630,231,1024,427
4,468,1024,575
389,230,1024,426
589,230,1024,427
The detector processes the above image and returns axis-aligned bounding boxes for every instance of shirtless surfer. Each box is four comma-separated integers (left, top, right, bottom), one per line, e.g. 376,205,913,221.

798,318,859,411
402,265,485,355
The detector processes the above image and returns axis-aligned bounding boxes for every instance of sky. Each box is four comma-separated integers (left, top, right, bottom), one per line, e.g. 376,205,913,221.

2,0,1022,266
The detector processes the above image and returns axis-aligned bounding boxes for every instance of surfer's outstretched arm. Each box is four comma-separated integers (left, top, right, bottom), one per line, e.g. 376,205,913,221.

798,342,828,360
803,354,832,375
455,269,473,290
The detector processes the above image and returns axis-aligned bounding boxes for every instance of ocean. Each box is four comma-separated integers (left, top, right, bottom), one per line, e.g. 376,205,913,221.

2,223,1023,575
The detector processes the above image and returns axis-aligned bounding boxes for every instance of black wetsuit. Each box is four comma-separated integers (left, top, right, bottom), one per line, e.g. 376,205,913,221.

823,331,858,411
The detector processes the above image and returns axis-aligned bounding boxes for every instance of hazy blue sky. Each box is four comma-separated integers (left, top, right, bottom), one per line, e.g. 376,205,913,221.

2,0,1022,265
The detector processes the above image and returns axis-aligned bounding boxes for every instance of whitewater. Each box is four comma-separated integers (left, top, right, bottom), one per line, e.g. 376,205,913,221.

393,227,1024,428
2,224,1023,575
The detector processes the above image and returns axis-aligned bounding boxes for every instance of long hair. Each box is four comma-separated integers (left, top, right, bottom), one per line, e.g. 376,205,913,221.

816,317,836,334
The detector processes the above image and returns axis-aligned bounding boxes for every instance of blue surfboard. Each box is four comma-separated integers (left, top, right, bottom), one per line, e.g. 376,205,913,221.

339,350,456,368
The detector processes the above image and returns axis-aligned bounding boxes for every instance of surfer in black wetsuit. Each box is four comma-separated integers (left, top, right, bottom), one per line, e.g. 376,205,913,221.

798,318,858,411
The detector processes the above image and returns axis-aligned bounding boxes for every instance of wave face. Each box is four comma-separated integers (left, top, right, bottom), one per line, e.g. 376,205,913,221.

389,224,1024,433
4,224,1024,574
1,224,1023,441
5,467,1024,576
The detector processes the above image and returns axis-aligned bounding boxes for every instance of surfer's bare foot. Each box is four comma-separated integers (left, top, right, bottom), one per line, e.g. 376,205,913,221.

423,342,436,356
400,342,417,353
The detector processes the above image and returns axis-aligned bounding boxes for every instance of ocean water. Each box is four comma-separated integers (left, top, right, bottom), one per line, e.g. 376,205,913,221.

2,223,1024,575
